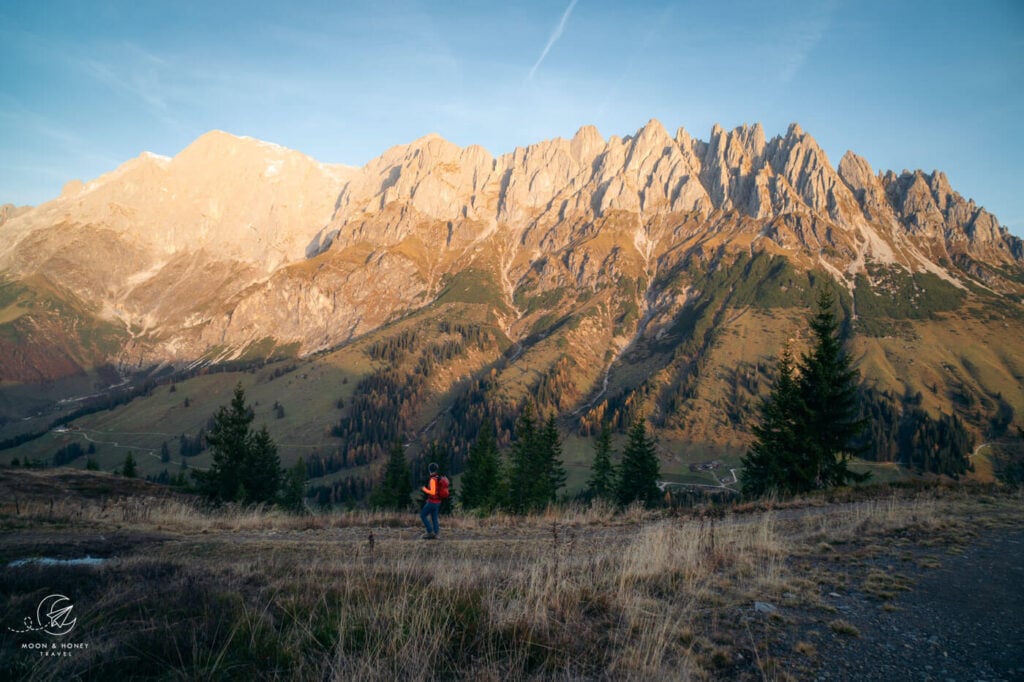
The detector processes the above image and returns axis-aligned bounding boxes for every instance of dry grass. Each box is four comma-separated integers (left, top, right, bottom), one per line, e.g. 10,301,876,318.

827,619,860,637
793,640,817,658
2,474,1023,680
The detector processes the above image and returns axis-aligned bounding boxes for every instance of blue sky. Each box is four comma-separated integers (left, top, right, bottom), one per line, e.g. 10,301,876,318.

2,1,1022,234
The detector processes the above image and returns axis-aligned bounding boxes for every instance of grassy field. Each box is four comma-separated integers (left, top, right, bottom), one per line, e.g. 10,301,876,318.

2,469,1021,680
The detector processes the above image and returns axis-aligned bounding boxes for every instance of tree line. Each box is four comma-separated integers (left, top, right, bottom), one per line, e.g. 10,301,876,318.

367,403,664,515
367,404,567,514
858,387,974,477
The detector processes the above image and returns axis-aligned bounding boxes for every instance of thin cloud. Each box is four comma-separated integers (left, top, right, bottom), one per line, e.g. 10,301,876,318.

596,3,675,118
81,58,167,111
70,45,193,135
775,0,837,88
528,0,579,81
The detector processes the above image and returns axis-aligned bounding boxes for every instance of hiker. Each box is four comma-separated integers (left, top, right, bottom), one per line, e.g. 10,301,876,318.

420,462,443,539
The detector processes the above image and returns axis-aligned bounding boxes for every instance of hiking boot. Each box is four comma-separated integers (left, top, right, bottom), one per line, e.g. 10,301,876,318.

421,532,436,540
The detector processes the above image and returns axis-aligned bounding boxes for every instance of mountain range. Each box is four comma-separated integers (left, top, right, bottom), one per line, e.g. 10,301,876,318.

2,120,1022,483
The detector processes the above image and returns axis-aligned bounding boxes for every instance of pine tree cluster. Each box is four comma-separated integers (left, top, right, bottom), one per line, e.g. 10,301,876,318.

583,419,662,508
193,384,284,504
858,387,974,477
741,288,869,497
460,405,566,515
615,419,662,507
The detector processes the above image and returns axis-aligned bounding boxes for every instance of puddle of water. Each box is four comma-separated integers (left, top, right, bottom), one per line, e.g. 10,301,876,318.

8,556,107,568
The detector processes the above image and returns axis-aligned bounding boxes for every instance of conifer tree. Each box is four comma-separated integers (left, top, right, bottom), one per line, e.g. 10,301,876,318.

741,345,805,496
121,452,137,478
370,441,413,510
797,286,868,489
196,384,251,501
506,405,565,514
460,423,503,512
507,405,541,514
194,384,283,504
741,287,868,497
586,422,617,502
616,418,661,507
280,457,307,512
244,426,283,504
541,414,567,502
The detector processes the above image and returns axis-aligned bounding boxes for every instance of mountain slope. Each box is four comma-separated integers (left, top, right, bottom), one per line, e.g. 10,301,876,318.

0,132,353,375
1,121,1022,483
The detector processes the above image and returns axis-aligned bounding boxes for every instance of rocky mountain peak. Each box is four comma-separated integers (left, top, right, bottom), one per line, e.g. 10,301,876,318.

874,168,1020,262
174,130,281,168
60,179,85,198
570,124,605,162
928,170,954,211
0,128,352,297
697,123,767,213
837,150,874,188
635,118,671,145
1,119,1022,388
396,132,464,162
321,120,1020,268
765,122,859,223
569,123,598,157
181,128,245,151
837,151,891,223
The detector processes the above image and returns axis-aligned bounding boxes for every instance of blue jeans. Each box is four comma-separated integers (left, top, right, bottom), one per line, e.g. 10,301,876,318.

420,501,440,535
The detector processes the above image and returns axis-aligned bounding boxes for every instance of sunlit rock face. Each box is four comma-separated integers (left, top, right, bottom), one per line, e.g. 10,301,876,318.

1,121,1020,381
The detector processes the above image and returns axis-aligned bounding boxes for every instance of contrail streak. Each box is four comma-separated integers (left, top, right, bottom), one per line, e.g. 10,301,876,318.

528,0,579,81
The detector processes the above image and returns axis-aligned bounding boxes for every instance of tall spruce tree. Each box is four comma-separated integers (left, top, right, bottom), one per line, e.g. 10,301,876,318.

541,415,567,502
121,452,137,478
741,287,868,497
460,423,503,512
798,286,869,489
507,405,540,514
370,441,413,510
506,405,565,514
195,384,252,501
244,426,283,503
194,384,283,504
616,418,662,507
740,345,805,496
586,422,618,502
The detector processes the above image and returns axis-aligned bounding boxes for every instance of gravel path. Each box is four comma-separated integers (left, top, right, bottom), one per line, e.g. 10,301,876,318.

813,528,1024,681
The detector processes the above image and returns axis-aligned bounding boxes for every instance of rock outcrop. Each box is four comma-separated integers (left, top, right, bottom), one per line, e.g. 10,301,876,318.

1,120,1021,380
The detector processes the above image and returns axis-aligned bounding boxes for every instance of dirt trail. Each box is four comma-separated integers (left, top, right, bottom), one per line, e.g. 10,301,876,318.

812,528,1024,681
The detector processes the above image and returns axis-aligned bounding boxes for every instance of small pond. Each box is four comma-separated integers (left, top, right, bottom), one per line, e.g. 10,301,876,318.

8,556,107,568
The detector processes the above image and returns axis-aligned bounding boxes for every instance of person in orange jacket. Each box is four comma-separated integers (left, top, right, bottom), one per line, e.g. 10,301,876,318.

420,462,442,539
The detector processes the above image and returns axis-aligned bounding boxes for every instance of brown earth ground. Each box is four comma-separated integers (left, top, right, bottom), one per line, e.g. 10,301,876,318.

0,469,1021,680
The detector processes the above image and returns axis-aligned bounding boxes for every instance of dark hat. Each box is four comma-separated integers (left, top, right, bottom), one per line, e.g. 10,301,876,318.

428,462,439,474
